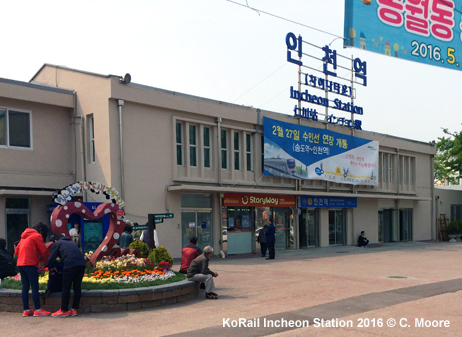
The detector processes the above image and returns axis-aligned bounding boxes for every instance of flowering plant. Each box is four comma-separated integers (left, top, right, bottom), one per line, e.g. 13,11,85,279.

157,261,171,271
85,254,174,284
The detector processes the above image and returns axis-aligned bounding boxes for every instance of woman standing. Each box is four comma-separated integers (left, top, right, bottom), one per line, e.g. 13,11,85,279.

15,223,51,317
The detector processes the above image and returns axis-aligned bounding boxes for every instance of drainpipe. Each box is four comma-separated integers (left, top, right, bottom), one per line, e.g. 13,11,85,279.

396,148,400,196
117,99,125,200
431,155,435,240
216,117,222,186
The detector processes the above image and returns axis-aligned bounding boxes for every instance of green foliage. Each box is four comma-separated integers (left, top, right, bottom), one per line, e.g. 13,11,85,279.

152,246,174,266
434,129,462,185
447,220,462,235
148,250,157,266
128,239,150,258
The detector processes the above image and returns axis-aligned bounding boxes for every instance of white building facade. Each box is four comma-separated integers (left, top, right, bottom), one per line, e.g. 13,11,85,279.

0,65,437,258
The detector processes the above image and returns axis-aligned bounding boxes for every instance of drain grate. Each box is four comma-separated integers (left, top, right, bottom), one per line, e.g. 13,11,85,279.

387,276,408,279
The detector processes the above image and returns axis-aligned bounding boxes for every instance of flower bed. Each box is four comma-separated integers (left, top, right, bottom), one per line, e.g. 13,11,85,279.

2,253,185,290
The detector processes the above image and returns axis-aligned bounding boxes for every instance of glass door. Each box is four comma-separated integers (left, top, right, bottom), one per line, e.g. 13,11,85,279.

329,209,345,245
299,209,318,248
181,211,212,249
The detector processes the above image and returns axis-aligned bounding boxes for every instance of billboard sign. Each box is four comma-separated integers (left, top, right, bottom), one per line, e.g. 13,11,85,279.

263,117,379,186
344,0,462,71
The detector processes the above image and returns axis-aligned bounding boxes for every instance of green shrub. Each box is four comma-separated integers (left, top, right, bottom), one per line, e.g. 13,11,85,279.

128,240,150,258
152,246,174,266
447,220,461,235
148,250,157,266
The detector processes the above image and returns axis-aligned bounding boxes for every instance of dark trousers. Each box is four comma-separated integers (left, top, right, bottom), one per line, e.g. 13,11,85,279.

268,242,275,259
18,266,41,310
61,265,85,311
260,242,268,256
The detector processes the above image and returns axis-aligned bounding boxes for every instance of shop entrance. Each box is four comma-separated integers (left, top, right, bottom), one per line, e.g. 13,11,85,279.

5,198,29,254
328,209,345,245
299,209,318,248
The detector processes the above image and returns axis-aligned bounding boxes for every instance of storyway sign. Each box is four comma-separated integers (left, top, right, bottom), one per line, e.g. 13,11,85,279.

263,117,379,186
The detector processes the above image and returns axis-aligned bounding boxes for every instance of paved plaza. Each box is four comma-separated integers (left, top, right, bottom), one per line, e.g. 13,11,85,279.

2,241,462,337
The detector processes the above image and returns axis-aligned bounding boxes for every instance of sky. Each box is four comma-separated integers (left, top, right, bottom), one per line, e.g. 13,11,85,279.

3,0,462,143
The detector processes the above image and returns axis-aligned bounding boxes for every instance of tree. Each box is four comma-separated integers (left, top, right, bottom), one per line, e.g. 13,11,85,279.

434,128,462,185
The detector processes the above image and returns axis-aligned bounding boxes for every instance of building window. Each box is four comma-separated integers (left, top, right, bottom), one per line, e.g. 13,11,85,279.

0,108,31,148
382,153,388,183
221,129,228,169
389,155,393,183
5,197,29,254
410,157,415,185
246,133,252,172
189,125,197,167
176,122,183,166
203,127,211,168
88,114,95,163
234,132,240,170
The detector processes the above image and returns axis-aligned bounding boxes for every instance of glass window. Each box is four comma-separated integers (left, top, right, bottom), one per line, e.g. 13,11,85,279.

382,153,388,183
189,125,197,167
204,127,211,168
181,194,212,208
0,108,31,148
234,132,240,170
176,122,183,166
88,114,95,163
246,133,252,172
221,129,228,169
389,155,393,183
0,109,6,145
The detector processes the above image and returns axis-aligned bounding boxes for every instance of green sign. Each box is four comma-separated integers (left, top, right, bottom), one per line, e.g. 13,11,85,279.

153,213,174,219
132,225,148,231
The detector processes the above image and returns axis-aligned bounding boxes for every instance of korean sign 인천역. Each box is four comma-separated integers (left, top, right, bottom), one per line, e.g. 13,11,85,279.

300,196,358,208
263,117,379,186
285,31,367,130
344,0,462,72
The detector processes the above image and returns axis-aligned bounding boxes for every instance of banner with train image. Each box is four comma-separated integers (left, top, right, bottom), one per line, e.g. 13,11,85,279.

263,117,379,186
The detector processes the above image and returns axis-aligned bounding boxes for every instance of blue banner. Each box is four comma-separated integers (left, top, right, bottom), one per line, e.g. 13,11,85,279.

344,0,462,72
300,196,358,208
263,117,379,186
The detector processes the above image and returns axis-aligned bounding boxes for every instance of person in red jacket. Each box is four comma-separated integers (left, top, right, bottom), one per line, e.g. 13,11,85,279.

14,223,51,317
179,237,202,274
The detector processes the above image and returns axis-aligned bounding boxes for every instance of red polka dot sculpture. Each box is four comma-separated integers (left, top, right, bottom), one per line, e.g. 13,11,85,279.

50,202,125,266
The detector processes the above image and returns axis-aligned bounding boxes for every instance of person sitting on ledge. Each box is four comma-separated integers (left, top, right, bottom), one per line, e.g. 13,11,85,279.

187,246,219,299
179,236,202,274
357,231,369,248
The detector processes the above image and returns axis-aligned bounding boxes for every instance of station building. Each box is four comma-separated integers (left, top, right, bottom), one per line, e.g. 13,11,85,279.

0,64,437,258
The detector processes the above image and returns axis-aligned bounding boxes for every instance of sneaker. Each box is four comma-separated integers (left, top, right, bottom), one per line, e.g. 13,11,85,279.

23,310,33,317
70,309,77,316
33,309,51,317
51,309,71,317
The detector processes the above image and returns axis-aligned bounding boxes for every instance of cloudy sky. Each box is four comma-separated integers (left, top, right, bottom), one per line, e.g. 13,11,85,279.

3,0,461,143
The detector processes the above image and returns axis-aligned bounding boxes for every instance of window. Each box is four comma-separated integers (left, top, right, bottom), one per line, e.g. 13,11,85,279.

189,125,197,167
221,129,228,169
246,133,252,172
88,114,95,163
176,122,183,166
402,157,408,184
203,127,211,168
382,153,388,183
389,155,393,183
5,197,29,254
234,132,240,170
0,108,31,148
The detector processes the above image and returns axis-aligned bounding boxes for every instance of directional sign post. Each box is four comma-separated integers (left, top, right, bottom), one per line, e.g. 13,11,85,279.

145,213,174,249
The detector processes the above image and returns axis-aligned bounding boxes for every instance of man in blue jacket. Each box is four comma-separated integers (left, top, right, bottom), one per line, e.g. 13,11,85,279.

47,234,86,317
265,220,276,260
